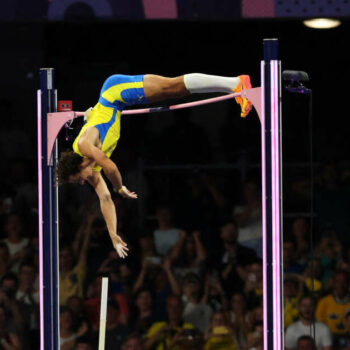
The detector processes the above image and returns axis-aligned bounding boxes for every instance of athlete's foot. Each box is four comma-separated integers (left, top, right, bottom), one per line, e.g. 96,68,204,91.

233,75,252,118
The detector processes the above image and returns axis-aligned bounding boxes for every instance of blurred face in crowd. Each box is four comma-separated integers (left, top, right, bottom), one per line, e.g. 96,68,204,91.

249,262,262,283
297,337,316,350
306,259,321,278
231,293,246,313
59,248,74,272
253,307,263,323
284,279,298,298
19,264,36,287
152,266,168,290
183,278,201,300
185,235,196,257
166,296,183,323
106,304,119,328
75,344,94,350
139,235,154,253
92,276,109,297
67,296,84,315
220,223,238,244
136,290,152,312
333,272,349,299
0,306,6,329
1,277,17,297
283,242,295,265
0,245,9,263
6,214,22,238
299,297,315,322
155,207,172,227
60,310,73,331
293,218,308,238
345,313,350,332
211,312,226,327
243,182,258,203
122,337,144,350
119,263,132,282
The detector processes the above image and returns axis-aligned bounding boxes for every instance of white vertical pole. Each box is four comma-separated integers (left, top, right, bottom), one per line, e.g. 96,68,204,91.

98,277,109,350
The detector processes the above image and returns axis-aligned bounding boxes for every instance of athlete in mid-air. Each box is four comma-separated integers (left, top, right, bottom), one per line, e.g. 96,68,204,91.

56,73,252,258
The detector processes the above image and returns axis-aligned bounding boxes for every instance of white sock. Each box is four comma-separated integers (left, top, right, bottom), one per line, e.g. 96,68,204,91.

184,73,240,94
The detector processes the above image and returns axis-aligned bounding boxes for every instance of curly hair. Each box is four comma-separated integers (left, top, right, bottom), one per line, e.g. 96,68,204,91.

55,150,83,184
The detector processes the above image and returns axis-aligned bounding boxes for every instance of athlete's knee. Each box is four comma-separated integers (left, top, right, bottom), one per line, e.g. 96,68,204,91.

144,74,188,102
161,76,187,98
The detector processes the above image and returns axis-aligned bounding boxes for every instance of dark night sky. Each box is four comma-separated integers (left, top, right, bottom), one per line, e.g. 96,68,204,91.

45,18,350,161
1,18,349,166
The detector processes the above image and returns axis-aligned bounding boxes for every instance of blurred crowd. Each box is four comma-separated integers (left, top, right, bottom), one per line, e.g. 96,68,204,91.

1,99,350,350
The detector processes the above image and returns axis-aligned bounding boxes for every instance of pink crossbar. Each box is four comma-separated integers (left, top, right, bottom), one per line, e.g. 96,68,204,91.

46,88,262,165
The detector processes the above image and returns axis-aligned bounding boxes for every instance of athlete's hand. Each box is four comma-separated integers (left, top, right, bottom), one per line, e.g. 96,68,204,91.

118,185,138,199
112,235,129,259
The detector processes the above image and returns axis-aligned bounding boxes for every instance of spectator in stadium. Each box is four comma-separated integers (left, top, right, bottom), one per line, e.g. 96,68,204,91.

201,269,228,312
291,217,310,266
74,335,96,350
296,335,317,350
245,319,263,350
285,295,332,350
129,288,157,337
103,300,131,350
226,292,250,348
144,295,197,350
59,214,93,305
301,257,324,300
316,270,350,339
66,295,90,335
0,304,22,350
59,244,87,306
284,239,305,275
153,205,182,257
241,259,263,310
168,230,207,282
15,261,39,347
60,306,88,350
314,226,343,288
181,272,213,333
334,309,350,349
216,219,257,294
132,256,181,319
134,231,159,264
84,274,129,330
0,273,24,334
121,333,144,350
204,310,237,350
16,261,38,307
284,275,303,329
233,179,262,257
0,242,11,279
2,213,29,273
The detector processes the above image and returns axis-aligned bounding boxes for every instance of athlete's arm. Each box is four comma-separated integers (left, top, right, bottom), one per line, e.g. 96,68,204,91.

88,172,128,258
78,138,137,199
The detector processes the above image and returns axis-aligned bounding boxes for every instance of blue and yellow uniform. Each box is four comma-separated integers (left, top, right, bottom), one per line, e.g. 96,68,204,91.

73,74,147,171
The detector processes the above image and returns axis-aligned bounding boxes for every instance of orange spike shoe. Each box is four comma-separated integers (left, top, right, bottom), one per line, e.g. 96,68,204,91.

233,75,252,118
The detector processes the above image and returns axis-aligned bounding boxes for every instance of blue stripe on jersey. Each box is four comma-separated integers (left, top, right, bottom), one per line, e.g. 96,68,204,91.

94,108,117,144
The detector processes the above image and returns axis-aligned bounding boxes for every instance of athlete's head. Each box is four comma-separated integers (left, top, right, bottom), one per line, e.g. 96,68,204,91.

56,150,89,185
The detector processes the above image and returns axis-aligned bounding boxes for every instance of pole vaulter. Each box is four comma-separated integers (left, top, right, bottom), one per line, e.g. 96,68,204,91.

37,38,282,350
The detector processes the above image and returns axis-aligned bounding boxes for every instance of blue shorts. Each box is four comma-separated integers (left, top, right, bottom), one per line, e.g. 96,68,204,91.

98,74,148,109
